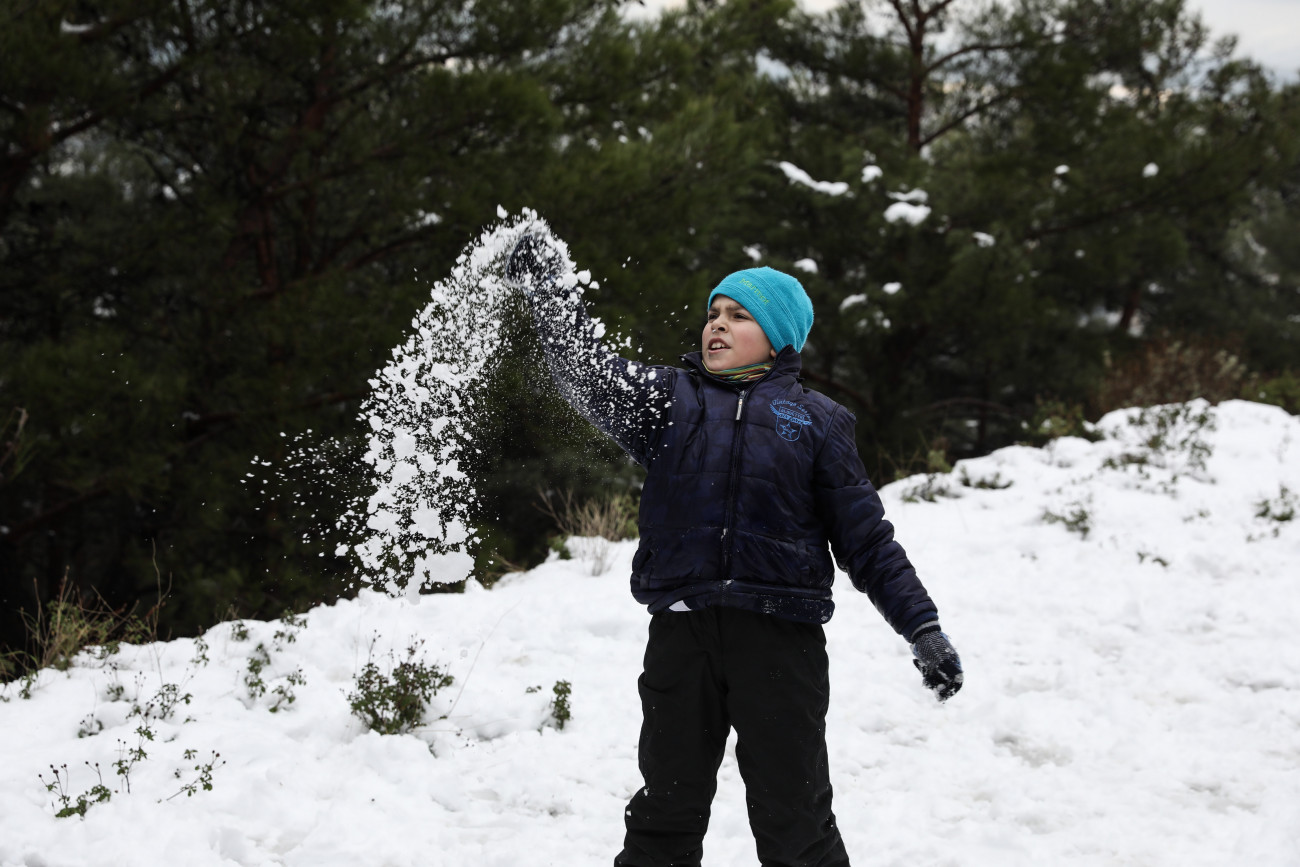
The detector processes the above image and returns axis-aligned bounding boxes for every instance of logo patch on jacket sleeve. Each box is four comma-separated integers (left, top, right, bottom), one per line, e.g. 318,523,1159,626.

770,399,813,442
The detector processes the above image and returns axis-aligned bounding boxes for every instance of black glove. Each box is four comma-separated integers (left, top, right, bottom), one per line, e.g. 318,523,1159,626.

504,231,563,297
910,624,963,702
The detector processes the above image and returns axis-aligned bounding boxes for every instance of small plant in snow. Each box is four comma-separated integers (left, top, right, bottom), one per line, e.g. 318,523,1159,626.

270,668,306,712
167,750,224,800
1137,551,1170,567
1250,485,1297,539
40,763,112,818
229,620,250,642
1042,501,1092,539
900,443,962,503
131,681,192,722
348,640,454,735
958,468,1013,490
273,609,308,648
901,473,961,503
113,724,154,794
77,714,104,738
240,637,307,710
549,680,573,731
1255,485,1297,524
244,643,272,699
2,669,39,701
43,671,218,815
191,635,210,667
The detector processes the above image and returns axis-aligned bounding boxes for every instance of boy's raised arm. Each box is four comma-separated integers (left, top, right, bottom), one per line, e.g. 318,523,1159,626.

504,230,672,467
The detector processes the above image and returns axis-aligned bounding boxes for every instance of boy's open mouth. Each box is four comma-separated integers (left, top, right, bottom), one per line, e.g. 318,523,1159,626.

708,339,729,351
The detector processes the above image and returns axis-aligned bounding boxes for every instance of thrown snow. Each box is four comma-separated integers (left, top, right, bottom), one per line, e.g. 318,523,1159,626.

777,161,850,196
335,211,545,596
4,399,1299,866
973,232,996,248
883,282,902,295
1144,162,1160,178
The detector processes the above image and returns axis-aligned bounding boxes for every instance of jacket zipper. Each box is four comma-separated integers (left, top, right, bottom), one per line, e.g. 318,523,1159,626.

719,386,750,578
708,359,780,583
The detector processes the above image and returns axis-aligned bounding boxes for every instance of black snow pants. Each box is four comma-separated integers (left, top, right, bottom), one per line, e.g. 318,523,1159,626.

614,607,851,867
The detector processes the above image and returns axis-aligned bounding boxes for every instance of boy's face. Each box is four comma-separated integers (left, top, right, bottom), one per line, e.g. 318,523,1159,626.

703,295,776,371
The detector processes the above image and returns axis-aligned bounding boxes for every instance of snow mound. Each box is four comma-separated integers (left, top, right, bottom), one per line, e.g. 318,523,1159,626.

2,400,1298,866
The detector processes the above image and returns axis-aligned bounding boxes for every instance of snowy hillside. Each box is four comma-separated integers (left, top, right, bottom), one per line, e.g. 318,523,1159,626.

2,399,1298,867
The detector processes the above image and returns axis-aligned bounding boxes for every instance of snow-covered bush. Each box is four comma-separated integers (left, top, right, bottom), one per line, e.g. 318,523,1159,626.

348,640,454,736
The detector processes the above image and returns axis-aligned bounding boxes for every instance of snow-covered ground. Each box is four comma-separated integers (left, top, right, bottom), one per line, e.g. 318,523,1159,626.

3,399,1298,867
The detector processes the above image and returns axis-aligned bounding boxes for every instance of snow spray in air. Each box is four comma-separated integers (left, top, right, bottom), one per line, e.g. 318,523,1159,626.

336,208,559,598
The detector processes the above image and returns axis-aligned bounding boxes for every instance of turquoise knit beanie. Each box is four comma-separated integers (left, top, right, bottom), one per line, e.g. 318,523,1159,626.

708,267,814,353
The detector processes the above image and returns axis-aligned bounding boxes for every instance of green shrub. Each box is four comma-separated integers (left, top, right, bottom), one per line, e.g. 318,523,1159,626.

348,640,454,735
549,680,572,731
1253,372,1300,415
1023,398,1098,445
1043,502,1092,539
2,575,161,693
1255,485,1297,529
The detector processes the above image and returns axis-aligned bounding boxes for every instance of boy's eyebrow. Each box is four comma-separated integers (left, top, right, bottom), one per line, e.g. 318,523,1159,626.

708,300,750,314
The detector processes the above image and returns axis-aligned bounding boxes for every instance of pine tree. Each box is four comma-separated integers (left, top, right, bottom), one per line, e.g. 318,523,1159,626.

750,0,1289,473
0,0,628,647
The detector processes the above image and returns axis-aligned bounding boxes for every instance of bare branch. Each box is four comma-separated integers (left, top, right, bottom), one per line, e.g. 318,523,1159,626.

887,0,917,43
919,90,1019,147
926,39,1033,74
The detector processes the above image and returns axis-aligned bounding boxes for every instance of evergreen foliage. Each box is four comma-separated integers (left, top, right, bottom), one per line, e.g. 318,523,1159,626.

753,0,1295,474
1,0,1297,655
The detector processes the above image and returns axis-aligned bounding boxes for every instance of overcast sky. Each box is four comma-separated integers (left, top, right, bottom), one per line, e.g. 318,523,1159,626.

636,0,1298,81
1190,0,1299,79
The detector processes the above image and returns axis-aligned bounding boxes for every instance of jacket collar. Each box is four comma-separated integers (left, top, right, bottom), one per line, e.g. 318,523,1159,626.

680,345,803,382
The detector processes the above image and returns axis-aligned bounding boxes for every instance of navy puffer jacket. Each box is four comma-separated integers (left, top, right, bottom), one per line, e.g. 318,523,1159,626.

521,256,938,640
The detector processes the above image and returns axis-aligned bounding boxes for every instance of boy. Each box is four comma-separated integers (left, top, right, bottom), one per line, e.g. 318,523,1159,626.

504,229,962,867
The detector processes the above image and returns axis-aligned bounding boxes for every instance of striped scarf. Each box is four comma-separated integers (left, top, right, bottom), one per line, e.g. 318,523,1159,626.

708,361,773,383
